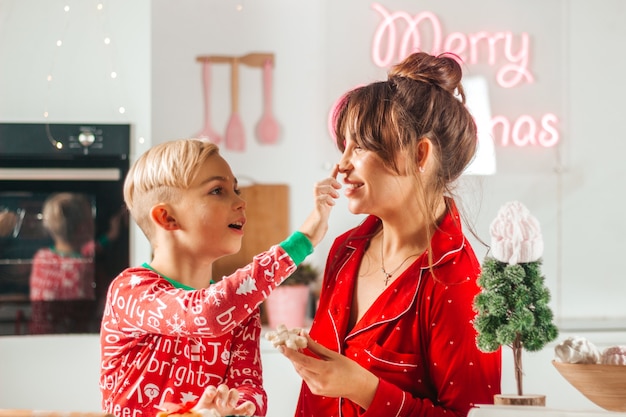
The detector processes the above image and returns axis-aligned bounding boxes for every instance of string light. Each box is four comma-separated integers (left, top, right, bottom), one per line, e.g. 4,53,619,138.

41,1,143,151
44,1,128,122
96,0,128,119
44,3,71,120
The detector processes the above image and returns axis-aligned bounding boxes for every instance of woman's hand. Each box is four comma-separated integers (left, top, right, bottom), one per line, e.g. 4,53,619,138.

280,332,379,410
193,384,256,417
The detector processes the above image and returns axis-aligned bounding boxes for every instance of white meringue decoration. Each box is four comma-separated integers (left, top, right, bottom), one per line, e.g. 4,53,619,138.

600,345,626,365
554,336,601,364
265,324,308,350
490,201,544,265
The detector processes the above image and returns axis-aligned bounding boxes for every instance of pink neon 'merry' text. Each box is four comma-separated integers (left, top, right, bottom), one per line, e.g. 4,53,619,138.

371,3,533,88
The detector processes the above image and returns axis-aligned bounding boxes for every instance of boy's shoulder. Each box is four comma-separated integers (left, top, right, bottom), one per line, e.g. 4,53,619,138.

110,265,165,286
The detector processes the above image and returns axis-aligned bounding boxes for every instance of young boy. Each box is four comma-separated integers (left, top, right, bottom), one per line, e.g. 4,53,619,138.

99,138,340,417
29,192,96,334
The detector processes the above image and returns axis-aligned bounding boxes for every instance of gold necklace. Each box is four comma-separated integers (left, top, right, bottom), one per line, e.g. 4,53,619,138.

380,233,420,286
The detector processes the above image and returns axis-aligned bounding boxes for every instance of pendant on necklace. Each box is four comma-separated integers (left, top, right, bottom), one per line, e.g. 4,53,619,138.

382,268,392,286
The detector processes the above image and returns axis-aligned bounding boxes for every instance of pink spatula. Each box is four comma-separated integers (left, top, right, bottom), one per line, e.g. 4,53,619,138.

225,58,245,151
195,61,222,144
255,59,280,144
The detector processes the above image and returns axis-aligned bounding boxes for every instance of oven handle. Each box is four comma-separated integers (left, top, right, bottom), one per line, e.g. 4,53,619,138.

0,168,121,181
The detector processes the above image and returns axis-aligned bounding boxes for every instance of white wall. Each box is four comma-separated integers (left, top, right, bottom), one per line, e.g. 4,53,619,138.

2,0,626,415
149,0,626,323
3,0,623,323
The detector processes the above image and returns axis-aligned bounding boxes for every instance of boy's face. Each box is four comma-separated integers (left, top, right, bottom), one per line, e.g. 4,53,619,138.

171,153,246,260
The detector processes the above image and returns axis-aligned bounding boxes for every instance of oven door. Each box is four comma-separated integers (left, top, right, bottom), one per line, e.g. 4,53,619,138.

0,162,129,335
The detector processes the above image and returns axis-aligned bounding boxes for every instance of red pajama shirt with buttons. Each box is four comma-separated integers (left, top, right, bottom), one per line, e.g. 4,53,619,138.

296,205,501,417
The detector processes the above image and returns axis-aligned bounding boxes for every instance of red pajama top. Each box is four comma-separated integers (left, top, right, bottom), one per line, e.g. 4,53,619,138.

100,232,312,417
296,203,501,417
29,242,96,301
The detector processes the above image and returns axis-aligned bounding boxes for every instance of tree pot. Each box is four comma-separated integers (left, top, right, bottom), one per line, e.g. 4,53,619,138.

494,394,546,406
265,285,310,329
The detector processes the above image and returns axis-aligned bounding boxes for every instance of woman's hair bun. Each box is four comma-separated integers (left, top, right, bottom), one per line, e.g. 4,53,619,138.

388,52,465,101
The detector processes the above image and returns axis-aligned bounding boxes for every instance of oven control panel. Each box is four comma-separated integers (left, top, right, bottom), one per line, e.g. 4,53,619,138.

0,123,130,158
78,128,96,147
65,126,103,151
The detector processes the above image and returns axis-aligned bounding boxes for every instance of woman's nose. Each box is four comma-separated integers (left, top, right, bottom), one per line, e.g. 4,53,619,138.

337,150,352,173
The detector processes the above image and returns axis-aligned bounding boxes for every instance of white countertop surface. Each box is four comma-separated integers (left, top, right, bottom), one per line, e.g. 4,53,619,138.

469,405,626,417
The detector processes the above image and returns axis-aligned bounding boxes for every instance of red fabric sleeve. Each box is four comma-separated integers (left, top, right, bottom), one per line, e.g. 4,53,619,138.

106,245,295,338
225,310,268,416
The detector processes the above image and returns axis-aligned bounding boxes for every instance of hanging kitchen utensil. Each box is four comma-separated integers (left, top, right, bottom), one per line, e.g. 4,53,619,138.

255,59,280,144
224,58,245,151
195,61,222,144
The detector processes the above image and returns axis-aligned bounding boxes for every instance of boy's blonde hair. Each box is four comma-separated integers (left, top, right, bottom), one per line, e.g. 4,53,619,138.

42,192,93,248
123,139,219,241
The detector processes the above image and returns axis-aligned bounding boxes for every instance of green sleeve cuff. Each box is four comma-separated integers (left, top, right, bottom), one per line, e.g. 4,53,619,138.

279,231,313,265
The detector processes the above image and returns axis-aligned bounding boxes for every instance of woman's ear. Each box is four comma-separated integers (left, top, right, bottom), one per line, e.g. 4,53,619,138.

416,138,433,172
150,204,179,231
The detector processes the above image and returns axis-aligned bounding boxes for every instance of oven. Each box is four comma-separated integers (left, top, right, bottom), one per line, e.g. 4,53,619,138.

0,123,130,335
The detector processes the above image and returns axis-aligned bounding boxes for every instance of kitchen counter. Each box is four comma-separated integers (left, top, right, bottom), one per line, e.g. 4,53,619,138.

0,333,302,417
469,405,626,417
2,327,624,416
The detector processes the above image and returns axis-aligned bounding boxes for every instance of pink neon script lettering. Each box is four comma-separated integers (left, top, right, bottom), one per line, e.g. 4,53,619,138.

371,3,533,88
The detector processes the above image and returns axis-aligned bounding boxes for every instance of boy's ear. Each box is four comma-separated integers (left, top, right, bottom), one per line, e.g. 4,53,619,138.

150,204,180,230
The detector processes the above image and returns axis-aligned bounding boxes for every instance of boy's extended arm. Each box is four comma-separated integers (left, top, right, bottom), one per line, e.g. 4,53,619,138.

298,165,341,247
106,241,302,337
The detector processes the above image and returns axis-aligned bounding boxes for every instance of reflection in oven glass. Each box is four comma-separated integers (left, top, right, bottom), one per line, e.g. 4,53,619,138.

29,192,96,334
0,192,126,334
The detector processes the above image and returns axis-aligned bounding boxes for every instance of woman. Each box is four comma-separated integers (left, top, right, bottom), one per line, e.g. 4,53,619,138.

281,52,501,417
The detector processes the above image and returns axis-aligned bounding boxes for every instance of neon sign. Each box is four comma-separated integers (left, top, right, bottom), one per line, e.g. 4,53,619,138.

492,114,559,147
370,3,560,148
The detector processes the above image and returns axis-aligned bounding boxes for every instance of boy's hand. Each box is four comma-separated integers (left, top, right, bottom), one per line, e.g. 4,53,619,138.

193,384,256,416
298,165,341,247
0,210,17,237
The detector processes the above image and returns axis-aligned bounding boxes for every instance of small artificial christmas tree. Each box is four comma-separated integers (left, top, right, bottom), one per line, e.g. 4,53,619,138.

473,201,558,399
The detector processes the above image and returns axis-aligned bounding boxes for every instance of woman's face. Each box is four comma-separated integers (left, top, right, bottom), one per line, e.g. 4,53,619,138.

338,131,415,218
